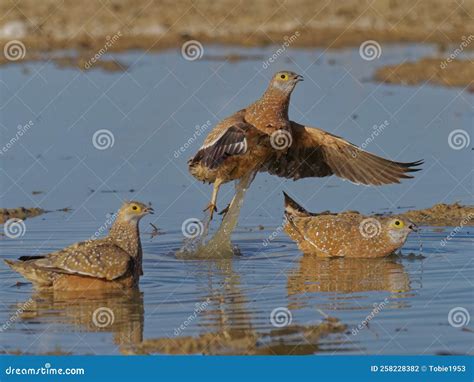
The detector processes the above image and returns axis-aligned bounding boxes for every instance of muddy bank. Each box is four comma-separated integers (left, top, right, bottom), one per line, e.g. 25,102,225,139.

375,58,474,88
0,207,72,225
397,203,474,227
0,53,128,72
299,203,474,227
1,203,471,227
0,0,472,58
0,207,45,224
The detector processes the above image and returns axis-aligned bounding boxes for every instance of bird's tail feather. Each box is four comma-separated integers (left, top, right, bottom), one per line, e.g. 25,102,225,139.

283,192,311,218
4,259,53,287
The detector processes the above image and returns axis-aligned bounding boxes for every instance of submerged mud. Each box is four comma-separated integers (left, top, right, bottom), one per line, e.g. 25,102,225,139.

128,317,346,355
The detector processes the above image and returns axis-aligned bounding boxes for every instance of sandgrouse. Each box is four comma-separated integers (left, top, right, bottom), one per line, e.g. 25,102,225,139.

283,192,416,258
189,71,422,220
4,201,153,290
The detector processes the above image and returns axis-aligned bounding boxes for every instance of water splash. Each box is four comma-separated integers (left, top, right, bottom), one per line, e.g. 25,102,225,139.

178,172,255,258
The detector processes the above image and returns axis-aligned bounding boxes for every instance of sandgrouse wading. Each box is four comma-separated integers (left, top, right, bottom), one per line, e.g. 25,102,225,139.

188,71,423,220
4,201,153,290
283,192,417,258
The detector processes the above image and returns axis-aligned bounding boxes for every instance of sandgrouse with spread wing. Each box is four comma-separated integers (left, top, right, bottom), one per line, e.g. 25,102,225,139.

189,71,422,219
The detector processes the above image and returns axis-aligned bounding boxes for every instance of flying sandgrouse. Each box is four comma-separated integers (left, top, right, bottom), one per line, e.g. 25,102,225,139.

189,71,422,220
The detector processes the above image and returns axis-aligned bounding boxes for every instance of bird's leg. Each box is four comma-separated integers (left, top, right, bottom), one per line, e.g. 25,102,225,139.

203,179,222,221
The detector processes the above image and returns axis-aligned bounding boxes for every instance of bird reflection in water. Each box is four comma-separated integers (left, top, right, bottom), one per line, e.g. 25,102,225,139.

11,289,144,352
131,258,347,355
287,256,411,296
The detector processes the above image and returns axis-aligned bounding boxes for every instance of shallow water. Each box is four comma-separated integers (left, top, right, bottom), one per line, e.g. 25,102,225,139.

0,44,472,354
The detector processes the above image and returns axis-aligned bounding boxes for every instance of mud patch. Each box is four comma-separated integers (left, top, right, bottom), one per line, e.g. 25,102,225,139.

374,58,474,88
0,54,128,72
0,207,45,224
397,203,474,227
128,317,346,355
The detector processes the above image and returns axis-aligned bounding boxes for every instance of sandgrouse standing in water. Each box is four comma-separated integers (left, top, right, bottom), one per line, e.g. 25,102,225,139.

4,201,153,290
283,192,417,258
189,70,422,220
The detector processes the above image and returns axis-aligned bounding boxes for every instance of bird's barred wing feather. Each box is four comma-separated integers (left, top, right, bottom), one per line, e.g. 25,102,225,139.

32,241,131,281
191,122,254,169
263,122,423,185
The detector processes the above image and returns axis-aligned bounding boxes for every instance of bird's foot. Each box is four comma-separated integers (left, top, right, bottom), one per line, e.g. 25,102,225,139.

203,203,217,220
218,203,230,217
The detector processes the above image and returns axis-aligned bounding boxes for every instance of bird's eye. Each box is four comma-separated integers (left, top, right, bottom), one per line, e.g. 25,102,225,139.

280,74,288,80
391,220,405,229
132,205,138,211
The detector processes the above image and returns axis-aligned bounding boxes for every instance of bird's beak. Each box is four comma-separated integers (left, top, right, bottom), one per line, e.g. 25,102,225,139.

294,74,304,82
145,207,154,215
408,222,418,232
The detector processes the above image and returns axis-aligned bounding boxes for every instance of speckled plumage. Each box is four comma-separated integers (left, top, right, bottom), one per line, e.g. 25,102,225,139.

188,70,422,218
4,201,153,290
283,192,416,258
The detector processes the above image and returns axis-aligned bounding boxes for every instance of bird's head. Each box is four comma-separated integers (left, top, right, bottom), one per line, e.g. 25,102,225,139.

268,71,303,94
116,201,154,224
383,217,417,245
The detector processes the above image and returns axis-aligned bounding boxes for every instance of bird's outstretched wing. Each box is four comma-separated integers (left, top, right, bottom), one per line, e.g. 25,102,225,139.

262,121,423,185
190,120,255,170
31,240,131,281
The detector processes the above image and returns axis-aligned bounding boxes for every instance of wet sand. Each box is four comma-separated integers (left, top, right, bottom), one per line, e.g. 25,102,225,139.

1,0,472,54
